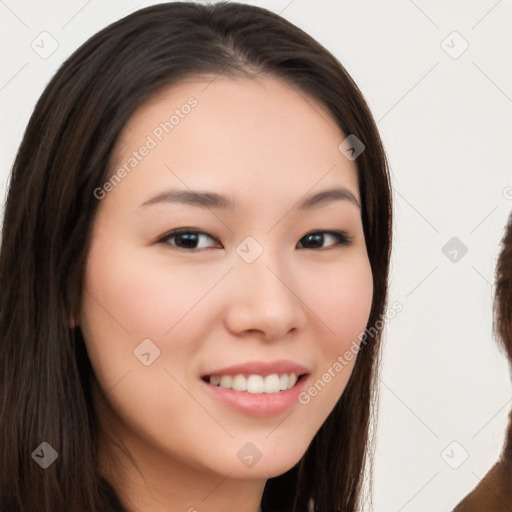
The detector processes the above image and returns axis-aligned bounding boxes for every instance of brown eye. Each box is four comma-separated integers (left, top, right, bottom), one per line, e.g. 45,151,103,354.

297,231,352,250
159,230,220,250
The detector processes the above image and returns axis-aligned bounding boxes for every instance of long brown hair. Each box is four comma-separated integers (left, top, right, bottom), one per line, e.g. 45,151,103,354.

0,3,392,511
495,212,512,366
495,212,512,461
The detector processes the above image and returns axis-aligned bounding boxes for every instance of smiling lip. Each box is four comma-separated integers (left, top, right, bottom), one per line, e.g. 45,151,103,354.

200,359,310,418
201,360,310,378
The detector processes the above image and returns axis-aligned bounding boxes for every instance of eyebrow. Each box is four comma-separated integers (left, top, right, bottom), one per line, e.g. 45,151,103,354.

138,187,361,211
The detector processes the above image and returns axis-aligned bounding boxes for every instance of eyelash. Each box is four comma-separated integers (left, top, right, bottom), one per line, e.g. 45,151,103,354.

157,228,353,251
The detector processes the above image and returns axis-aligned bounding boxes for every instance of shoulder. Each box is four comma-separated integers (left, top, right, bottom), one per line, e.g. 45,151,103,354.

452,462,512,512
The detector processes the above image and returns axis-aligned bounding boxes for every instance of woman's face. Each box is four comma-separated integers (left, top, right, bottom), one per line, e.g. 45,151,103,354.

78,75,373,482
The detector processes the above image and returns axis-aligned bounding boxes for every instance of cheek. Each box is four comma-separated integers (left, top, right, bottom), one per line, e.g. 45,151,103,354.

308,253,374,350
78,239,212,454
78,238,187,387
81,237,220,340
296,255,373,420
79,235,230,403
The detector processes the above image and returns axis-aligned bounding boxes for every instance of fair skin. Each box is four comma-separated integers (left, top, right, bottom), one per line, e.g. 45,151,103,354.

75,74,373,512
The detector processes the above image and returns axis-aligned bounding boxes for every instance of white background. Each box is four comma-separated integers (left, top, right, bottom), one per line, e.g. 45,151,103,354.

1,1,511,511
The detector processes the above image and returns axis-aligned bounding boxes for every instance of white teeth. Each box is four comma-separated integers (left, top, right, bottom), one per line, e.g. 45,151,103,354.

232,374,247,391
264,374,281,393
219,375,232,388
208,373,300,393
247,375,264,393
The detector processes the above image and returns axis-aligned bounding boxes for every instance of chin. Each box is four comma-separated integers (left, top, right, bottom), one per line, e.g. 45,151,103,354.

208,437,310,480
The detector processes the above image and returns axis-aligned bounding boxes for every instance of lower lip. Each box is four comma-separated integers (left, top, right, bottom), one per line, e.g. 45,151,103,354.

200,375,309,418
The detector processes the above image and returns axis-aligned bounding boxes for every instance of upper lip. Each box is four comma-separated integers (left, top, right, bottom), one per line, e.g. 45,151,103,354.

201,359,310,378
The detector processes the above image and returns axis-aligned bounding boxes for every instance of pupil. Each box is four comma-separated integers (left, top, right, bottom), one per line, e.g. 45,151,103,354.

307,233,322,248
179,233,197,248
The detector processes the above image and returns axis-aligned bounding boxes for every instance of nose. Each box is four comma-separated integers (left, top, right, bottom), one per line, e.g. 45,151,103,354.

223,250,306,342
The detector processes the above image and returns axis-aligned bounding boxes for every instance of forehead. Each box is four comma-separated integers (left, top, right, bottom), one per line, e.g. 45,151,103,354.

108,74,360,211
